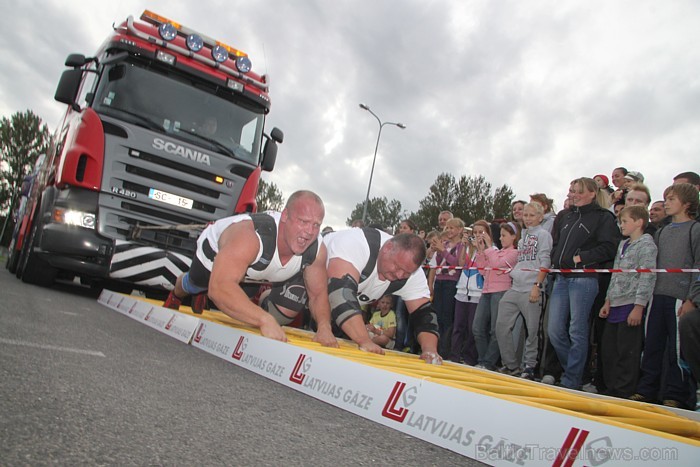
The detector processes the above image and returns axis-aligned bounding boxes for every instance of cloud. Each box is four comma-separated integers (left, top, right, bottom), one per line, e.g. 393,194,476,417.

1,0,699,229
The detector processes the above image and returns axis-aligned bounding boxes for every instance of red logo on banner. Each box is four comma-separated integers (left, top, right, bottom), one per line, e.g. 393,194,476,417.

232,336,246,360
193,323,205,343
553,427,590,467
382,381,410,422
165,315,176,330
289,354,309,384
128,303,137,314
144,309,154,321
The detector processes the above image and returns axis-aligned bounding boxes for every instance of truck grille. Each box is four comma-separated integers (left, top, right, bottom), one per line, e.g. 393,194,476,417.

98,118,250,249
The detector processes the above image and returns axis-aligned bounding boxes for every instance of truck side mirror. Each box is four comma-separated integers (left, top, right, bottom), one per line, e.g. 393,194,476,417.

54,69,83,110
65,54,87,68
270,127,284,144
261,127,283,172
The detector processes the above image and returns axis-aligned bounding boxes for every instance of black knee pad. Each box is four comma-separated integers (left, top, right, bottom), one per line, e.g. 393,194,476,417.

329,274,362,328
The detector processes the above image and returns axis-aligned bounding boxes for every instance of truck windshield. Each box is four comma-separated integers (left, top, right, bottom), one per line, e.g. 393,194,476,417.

92,60,264,165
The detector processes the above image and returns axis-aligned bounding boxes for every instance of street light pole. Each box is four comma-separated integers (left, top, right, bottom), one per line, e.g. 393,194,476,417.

359,103,405,224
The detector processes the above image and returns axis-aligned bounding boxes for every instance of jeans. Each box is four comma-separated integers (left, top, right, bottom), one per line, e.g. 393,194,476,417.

637,295,693,404
547,275,598,389
473,291,505,368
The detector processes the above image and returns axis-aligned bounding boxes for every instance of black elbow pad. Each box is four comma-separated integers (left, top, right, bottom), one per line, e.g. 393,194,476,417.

410,302,439,338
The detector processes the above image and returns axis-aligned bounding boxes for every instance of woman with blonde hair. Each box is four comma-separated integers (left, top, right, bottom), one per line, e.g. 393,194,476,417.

547,177,620,389
430,217,466,356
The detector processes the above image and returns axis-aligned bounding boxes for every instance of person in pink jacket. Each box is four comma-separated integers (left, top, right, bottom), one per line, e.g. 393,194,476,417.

472,222,520,370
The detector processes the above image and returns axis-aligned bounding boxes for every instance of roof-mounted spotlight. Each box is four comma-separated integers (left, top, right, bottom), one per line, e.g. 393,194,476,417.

186,34,203,52
158,23,177,41
211,45,229,63
235,56,252,73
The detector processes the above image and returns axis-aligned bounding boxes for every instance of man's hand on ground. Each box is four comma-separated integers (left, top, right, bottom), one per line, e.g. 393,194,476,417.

259,315,288,342
358,340,385,355
420,351,442,365
313,326,339,348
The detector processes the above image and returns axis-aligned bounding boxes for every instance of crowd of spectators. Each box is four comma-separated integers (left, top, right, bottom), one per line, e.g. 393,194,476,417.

355,169,700,411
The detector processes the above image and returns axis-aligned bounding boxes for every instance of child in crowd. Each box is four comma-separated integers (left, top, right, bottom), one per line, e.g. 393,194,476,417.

495,203,552,378
610,167,628,205
599,206,657,398
594,174,614,195
530,193,556,233
449,221,488,365
632,183,700,409
366,295,397,349
473,222,519,370
430,218,466,357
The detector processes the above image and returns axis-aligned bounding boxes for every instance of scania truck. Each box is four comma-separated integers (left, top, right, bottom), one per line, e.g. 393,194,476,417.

9,10,283,291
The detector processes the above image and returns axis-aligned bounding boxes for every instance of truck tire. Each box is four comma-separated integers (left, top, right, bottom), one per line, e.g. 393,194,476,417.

5,237,20,274
16,208,57,287
21,252,57,287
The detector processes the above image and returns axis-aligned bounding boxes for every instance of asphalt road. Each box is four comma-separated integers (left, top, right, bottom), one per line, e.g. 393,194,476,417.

0,268,481,466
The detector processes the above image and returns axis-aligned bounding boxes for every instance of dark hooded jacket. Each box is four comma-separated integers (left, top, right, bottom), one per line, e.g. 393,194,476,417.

550,202,621,274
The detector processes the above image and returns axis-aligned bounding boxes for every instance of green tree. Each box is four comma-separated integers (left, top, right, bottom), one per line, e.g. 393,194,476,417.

256,179,284,212
452,175,494,226
0,110,50,245
409,173,516,230
491,184,516,220
347,196,402,231
413,172,457,231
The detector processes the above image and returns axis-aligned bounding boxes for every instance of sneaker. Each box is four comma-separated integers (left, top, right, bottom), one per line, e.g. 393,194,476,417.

474,364,487,369
629,393,654,403
662,399,687,410
520,367,535,380
541,375,556,385
163,291,182,310
191,293,208,314
498,366,521,376
582,383,598,394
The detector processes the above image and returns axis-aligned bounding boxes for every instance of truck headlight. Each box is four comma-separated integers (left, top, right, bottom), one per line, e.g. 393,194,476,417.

53,208,96,229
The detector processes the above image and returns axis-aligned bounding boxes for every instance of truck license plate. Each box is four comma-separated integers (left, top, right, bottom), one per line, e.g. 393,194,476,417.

148,188,193,210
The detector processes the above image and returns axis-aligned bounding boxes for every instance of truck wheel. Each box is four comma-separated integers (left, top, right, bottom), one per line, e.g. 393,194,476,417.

6,238,20,274
5,245,19,274
21,252,57,287
16,212,57,287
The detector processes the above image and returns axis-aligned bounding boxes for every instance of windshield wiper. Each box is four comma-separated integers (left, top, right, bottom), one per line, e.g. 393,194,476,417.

183,132,237,159
101,107,164,132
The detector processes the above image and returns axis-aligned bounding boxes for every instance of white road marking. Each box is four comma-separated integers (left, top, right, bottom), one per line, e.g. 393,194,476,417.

57,310,79,316
0,337,106,357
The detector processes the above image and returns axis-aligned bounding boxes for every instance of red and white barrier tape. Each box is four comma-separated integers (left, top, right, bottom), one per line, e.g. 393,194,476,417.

422,265,700,273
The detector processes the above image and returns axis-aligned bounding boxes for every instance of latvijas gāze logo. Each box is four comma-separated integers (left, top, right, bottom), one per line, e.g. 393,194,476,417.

289,354,312,384
381,381,418,422
193,323,205,343
232,336,247,360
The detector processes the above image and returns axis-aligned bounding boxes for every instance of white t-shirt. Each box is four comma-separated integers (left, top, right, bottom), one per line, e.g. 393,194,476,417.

324,228,430,305
196,211,321,283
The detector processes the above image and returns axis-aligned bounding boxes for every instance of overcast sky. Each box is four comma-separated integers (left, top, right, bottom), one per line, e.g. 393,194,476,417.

1,0,698,229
